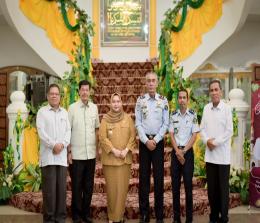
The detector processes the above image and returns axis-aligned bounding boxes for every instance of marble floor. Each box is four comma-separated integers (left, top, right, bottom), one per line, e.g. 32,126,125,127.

0,205,259,223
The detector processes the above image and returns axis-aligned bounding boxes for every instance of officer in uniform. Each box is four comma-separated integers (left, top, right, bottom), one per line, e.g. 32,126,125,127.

169,89,199,223
135,72,169,223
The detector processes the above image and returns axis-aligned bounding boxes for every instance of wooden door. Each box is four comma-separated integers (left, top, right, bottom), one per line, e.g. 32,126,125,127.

0,73,8,163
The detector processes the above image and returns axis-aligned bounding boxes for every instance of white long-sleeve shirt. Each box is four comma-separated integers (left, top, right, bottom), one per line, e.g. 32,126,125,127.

200,100,233,165
36,104,71,167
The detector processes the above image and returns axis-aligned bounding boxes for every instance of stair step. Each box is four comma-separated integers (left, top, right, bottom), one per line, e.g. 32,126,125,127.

96,77,146,86
66,175,206,194
10,190,241,219
96,147,173,164
92,62,155,72
95,85,145,95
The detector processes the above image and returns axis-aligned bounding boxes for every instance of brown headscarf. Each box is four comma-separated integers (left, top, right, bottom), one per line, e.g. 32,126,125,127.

103,93,125,123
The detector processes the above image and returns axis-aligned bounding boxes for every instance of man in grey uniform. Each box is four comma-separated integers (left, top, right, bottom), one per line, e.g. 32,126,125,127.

169,89,199,223
135,72,169,223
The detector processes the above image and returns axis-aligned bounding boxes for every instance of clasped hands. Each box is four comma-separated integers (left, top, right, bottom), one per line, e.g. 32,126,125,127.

53,143,64,155
175,148,186,165
207,138,216,150
112,148,129,159
145,139,156,151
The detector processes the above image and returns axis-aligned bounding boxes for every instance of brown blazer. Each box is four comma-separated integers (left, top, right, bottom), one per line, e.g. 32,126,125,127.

99,113,136,166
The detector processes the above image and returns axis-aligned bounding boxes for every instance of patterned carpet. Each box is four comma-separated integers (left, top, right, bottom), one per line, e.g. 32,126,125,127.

10,62,241,219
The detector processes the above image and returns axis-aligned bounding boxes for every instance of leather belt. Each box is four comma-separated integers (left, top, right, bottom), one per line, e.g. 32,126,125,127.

146,134,156,140
178,146,185,150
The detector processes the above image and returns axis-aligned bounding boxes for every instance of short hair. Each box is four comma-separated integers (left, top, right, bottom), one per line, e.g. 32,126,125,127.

47,83,60,94
209,79,222,90
178,88,189,99
145,72,158,80
79,80,91,90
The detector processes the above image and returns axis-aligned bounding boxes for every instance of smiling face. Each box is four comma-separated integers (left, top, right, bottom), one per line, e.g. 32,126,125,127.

47,86,60,109
111,94,122,113
209,81,222,106
178,90,188,111
146,72,158,95
79,84,90,104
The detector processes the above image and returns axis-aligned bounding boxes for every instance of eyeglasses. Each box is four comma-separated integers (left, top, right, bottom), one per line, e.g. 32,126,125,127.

48,93,60,96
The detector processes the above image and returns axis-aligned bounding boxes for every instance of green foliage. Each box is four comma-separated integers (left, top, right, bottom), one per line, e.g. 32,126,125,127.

229,167,249,204
0,143,24,201
232,109,238,137
56,0,95,108
24,102,47,129
194,139,206,178
18,164,41,192
157,1,208,122
243,138,251,170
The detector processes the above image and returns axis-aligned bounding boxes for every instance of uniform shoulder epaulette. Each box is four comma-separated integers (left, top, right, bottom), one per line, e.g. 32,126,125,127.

159,95,165,100
188,109,195,115
139,94,145,99
171,110,178,116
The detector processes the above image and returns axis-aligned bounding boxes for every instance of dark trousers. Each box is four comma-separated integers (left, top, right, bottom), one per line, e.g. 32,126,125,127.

171,149,194,222
139,140,164,220
206,162,230,223
41,165,67,223
71,159,96,221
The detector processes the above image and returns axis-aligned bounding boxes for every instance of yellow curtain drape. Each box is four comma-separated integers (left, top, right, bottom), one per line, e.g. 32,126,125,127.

149,0,157,58
171,0,222,62
22,127,39,165
92,0,100,58
20,0,79,60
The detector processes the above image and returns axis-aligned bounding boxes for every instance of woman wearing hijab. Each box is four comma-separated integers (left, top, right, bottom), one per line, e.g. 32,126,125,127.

99,93,136,223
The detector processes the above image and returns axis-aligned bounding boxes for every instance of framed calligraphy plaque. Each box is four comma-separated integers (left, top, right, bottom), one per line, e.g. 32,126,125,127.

101,0,149,46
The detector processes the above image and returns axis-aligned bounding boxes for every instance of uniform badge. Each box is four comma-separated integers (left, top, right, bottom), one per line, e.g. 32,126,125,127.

193,117,198,124
164,105,168,111
174,127,178,134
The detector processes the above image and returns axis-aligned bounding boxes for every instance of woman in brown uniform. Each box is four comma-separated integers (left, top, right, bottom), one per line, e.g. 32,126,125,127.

99,93,136,223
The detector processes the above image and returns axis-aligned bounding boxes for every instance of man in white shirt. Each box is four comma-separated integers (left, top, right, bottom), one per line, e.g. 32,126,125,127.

200,80,233,223
68,80,100,223
36,84,71,223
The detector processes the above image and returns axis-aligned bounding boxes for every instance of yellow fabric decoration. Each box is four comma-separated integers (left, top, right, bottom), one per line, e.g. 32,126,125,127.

92,0,100,58
22,127,39,165
171,0,222,62
149,0,157,58
19,0,79,60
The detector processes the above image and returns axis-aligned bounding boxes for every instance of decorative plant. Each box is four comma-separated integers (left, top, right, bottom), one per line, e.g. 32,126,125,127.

193,139,206,178
0,143,24,201
156,0,208,121
232,109,238,137
18,164,41,192
229,167,249,204
13,111,25,161
243,138,251,170
54,0,95,108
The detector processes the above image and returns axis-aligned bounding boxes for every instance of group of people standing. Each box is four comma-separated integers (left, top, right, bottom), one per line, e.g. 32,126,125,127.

36,72,233,223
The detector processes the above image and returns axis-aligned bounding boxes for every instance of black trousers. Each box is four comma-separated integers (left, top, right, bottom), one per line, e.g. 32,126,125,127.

171,149,194,222
71,159,96,221
139,140,164,220
206,162,230,223
41,165,67,223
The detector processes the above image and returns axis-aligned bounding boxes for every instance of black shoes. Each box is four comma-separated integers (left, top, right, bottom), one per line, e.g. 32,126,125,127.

139,215,150,223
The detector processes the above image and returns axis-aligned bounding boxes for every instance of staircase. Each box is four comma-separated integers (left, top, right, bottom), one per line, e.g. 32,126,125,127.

10,62,241,219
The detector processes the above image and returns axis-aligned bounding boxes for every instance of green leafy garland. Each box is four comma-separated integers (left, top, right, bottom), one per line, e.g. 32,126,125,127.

156,0,208,121
13,111,24,161
53,0,95,108
232,108,238,137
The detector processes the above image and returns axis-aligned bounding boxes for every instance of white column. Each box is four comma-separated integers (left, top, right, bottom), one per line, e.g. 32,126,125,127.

228,88,249,169
6,91,28,170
